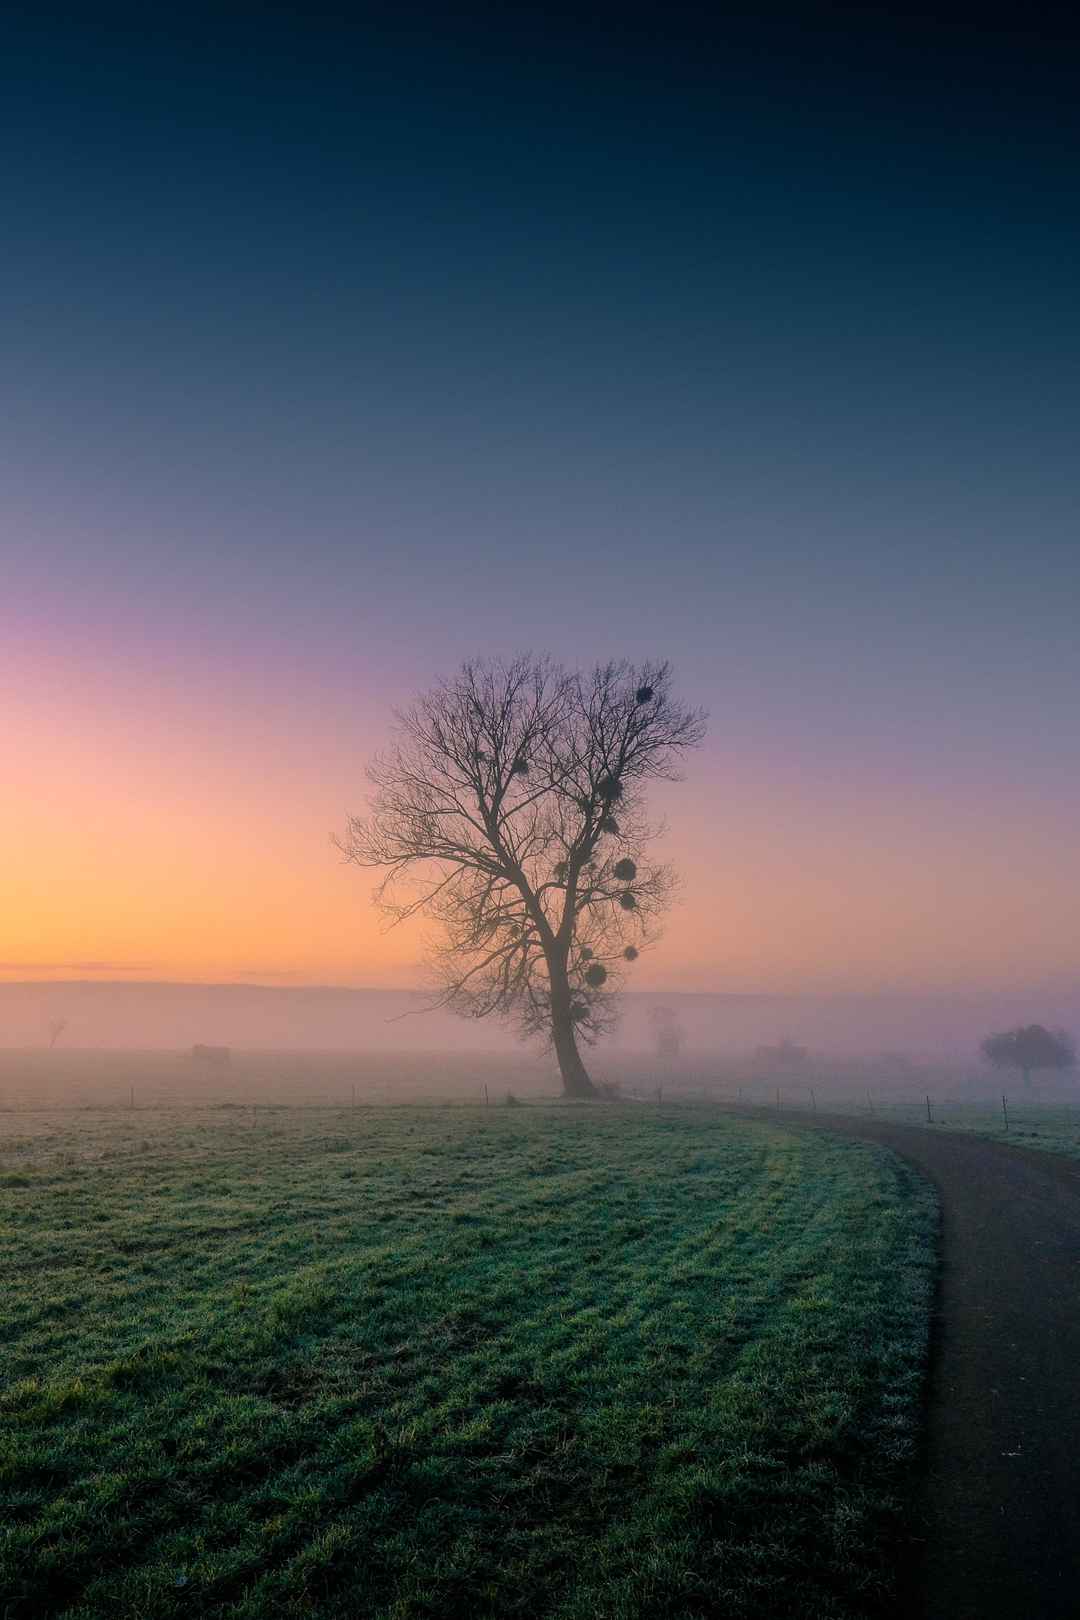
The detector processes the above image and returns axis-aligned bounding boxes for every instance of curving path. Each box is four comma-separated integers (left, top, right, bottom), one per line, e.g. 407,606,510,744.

779,1113,1080,1620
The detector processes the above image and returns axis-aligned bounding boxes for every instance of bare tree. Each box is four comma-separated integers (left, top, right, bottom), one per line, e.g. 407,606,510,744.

47,1016,67,1050
981,1024,1076,1090
753,1038,810,1075
338,657,705,1097
649,1004,684,1062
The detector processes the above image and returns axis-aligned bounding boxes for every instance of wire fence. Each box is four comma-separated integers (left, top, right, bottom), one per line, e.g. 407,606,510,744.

697,1087,1080,1158
2,1056,1079,1154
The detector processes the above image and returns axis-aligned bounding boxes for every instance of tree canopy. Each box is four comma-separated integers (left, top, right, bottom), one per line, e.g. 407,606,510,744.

980,1024,1076,1087
338,656,705,1095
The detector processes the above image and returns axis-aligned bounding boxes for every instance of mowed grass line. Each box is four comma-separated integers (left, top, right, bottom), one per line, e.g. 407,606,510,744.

0,1106,936,1619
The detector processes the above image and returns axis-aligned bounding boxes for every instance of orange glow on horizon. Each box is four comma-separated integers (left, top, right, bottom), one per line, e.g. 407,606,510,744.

5,640,1080,998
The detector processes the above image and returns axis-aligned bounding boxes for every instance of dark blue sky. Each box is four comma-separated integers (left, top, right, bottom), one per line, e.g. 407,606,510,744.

7,6,1078,689
6,7,1077,591
5,4,1080,990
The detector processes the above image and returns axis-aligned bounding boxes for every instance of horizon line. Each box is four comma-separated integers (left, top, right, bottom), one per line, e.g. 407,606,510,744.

1,979,1077,1002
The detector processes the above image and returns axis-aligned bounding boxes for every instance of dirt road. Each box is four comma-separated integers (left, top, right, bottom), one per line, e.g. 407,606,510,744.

786,1114,1080,1619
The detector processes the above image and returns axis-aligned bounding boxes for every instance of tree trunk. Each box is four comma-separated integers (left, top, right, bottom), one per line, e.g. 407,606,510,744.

548,969,598,1098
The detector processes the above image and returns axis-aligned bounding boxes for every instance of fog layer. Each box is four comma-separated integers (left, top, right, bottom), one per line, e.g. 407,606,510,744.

3,982,1078,1063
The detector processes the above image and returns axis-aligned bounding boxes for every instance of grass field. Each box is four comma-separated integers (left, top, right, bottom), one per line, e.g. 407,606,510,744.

754,1097,1080,1164
1,1103,936,1619
879,1100,1080,1161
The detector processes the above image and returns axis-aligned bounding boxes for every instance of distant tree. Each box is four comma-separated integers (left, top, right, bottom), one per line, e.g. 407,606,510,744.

980,1024,1076,1090
337,657,705,1098
190,1044,231,1067
754,1037,810,1073
47,1017,67,1050
649,1004,684,1061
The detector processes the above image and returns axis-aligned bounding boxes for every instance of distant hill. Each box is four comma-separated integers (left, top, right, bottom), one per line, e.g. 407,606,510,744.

2,979,1078,1060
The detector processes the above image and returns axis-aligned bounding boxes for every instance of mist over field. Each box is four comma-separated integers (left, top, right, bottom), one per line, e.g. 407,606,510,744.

3,980,1079,1064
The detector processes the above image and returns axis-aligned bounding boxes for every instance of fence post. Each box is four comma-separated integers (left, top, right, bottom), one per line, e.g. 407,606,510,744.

926,1094,933,1124
484,1084,489,1107
253,1104,257,1128
866,1089,875,1115
351,1084,356,1108
810,1087,817,1113
776,1086,781,1112
129,1086,135,1110
1002,1093,1009,1131
657,1083,663,1105
737,1085,743,1105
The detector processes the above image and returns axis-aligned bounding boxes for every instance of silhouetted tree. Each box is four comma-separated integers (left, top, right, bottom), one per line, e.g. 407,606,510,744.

190,1044,231,1067
649,1004,684,1061
753,1038,810,1074
981,1024,1076,1090
47,1017,67,1050
338,657,705,1097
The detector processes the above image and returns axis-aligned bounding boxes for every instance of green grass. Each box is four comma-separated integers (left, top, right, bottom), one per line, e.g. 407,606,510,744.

818,1099,1080,1162
0,1104,936,1619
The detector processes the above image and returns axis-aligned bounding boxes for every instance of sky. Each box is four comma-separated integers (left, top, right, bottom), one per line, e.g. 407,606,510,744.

4,4,1079,996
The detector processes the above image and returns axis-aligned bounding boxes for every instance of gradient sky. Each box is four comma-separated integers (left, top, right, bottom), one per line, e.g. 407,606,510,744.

4,5,1079,994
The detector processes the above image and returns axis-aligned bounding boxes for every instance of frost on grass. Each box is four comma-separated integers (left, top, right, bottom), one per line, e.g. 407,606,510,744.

0,1105,936,1620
